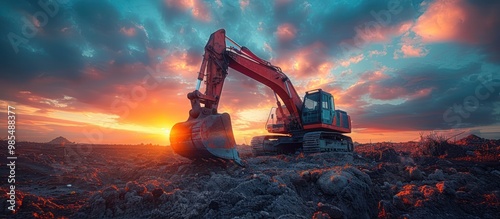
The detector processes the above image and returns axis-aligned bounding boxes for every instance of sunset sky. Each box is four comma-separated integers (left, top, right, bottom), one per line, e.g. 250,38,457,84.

1,0,499,145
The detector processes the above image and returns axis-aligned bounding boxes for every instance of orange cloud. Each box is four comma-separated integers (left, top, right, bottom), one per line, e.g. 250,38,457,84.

164,0,211,22
275,23,297,42
352,20,412,45
413,0,466,42
157,50,201,76
399,44,428,58
412,0,499,44
339,54,364,67
272,42,334,79
240,0,250,11
360,69,389,81
120,27,136,37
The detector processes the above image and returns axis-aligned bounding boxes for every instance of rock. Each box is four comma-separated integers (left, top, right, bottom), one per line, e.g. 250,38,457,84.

143,192,154,203
491,170,500,178
125,181,146,195
312,212,331,219
318,171,349,195
399,156,415,166
145,183,156,192
419,185,437,200
381,182,391,190
455,191,469,200
395,185,418,206
159,193,169,203
90,196,106,218
118,188,127,200
277,214,307,219
436,181,456,195
378,200,394,219
436,159,452,166
400,213,411,219
396,181,403,188
448,168,457,174
317,203,344,219
316,167,375,218
260,211,270,217
267,193,309,216
101,186,118,201
428,169,445,181
407,167,424,181
151,188,164,199
209,201,219,210
379,148,399,163
392,195,405,210
471,167,486,175
125,192,143,206
300,171,311,182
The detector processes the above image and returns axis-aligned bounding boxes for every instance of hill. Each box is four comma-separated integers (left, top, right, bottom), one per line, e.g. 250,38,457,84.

47,136,73,145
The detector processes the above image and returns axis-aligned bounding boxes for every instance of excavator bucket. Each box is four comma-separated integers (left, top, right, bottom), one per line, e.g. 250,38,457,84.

170,113,243,166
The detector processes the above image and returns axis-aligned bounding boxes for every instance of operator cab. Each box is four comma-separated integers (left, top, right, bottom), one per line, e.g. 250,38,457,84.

301,89,335,125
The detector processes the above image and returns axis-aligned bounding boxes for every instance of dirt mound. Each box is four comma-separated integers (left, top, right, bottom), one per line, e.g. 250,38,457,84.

419,140,466,158
73,152,378,218
47,136,73,145
456,134,485,145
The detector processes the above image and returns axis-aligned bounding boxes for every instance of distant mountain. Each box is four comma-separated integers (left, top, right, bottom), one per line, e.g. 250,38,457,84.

456,134,485,145
47,136,73,145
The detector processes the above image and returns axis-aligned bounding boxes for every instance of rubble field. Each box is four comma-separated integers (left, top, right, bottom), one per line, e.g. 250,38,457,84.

1,136,499,218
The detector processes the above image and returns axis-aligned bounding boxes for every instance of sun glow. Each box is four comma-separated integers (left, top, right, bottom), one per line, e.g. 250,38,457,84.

163,128,171,137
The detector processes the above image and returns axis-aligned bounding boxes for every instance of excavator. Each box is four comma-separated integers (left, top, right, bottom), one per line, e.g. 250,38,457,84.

169,29,353,166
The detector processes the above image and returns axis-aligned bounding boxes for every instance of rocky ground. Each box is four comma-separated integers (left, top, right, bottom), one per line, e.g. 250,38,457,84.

1,136,499,218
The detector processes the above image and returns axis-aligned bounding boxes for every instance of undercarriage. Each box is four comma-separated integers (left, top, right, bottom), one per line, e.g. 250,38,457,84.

251,131,354,156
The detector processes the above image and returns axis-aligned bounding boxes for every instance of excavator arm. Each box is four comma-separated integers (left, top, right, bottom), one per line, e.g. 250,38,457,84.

170,29,306,165
188,29,303,129
225,47,303,130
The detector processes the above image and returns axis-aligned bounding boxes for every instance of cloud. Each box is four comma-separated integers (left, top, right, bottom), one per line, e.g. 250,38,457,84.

272,42,335,79
239,0,250,11
412,0,500,60
275,23,297,43
395,44,429,58
413,0,467,43
340,54,365,67
350,63,500,131
164,0,211,22
368,49,387,57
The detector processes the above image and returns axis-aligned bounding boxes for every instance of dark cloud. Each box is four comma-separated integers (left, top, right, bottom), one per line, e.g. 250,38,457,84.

353,63,500,130
0,1,84,81
462,0,500,62
412,0,500,62
270,0,422,55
